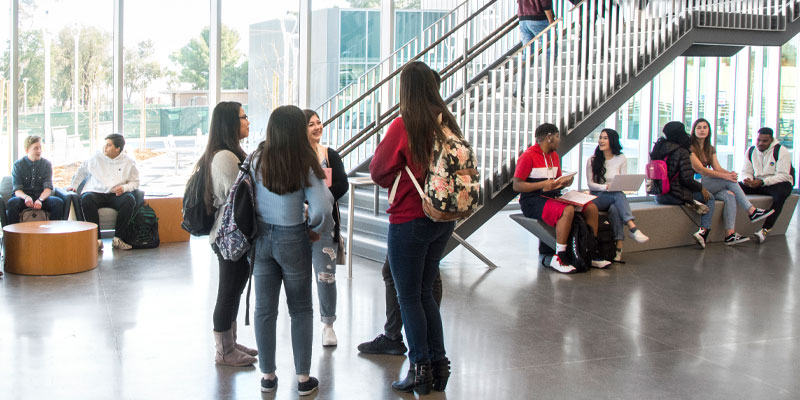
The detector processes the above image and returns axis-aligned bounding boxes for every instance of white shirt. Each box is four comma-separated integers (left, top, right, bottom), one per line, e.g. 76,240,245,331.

70,150,139,194
585,154,628,191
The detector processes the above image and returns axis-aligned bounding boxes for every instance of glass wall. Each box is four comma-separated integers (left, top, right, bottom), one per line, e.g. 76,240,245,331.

1,1,10,175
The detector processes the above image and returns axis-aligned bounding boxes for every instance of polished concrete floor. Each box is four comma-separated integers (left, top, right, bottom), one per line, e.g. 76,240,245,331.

1,209,799,399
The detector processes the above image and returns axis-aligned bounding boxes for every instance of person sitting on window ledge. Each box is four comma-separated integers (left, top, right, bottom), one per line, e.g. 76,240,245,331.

7,136,64,224
67,133,140,251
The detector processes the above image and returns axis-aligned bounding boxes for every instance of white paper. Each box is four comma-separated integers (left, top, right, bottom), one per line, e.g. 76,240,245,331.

558,190,597,206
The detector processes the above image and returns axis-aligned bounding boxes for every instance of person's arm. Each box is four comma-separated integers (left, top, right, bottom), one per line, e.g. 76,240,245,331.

69,160,90,191
544,1,554,23
121,162,140,193
511,152,558,193
678,153,703,192
709,151,737,182
690,153,727,180
304,169,334,235
585,156,608,191
370,118,407,188
741,147,756,184
211,151,241,198
327,148,348,201
763,145,793,186
39,160,54,200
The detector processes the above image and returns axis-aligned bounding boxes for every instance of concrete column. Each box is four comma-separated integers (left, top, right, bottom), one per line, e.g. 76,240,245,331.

209,0,222,119
9,0,20,168
113,0,124,134
299,0,312,108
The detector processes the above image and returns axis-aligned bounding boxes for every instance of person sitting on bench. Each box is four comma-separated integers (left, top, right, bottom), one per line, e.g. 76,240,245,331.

512,122,610,273
7,136,64,224
739,127,795,243
67,133,139,251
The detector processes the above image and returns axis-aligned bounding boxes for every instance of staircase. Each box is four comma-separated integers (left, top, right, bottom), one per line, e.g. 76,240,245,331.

330,0,800,263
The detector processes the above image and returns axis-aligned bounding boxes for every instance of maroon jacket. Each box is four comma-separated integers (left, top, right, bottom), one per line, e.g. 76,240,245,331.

518,0,553,20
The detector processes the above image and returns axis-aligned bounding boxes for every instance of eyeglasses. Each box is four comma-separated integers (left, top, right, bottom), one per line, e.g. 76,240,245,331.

240,115,249,121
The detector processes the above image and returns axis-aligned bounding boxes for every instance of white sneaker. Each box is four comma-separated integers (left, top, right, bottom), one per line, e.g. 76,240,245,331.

754,228,769,244
322,326,337,347
613,249,623,262
97,239,104,251
549,254,577,274
112,237,133,250
591,259,612,269
629,229,649,243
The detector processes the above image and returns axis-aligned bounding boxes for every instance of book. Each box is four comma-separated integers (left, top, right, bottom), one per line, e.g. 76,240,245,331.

557,171,578,181
552,190,597,207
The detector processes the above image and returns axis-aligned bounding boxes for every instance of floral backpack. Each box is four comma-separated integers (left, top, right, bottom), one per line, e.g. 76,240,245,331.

390,122,481,222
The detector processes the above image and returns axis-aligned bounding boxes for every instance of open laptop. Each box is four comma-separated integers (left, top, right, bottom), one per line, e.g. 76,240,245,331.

607,174,646,192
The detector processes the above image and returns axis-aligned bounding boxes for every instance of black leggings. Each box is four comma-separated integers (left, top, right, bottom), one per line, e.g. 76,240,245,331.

212,248,251,332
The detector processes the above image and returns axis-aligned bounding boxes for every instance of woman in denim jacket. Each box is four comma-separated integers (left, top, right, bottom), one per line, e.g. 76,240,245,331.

251,105,333,396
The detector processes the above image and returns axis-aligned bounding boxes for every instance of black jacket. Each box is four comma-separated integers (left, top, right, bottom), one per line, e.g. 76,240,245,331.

650,138,702,203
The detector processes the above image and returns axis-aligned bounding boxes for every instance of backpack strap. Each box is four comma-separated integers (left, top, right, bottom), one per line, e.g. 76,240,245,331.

773,143,781,161
388,166,426,204
748,146,755,163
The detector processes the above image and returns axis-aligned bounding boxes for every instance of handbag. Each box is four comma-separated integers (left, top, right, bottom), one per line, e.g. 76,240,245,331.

20,208,49,222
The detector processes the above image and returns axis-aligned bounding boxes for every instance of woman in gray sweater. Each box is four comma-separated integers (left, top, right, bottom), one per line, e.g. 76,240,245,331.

200,101,258,367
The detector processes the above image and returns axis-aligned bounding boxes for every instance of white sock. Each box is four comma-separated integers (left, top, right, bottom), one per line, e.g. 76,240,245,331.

556,243,567,253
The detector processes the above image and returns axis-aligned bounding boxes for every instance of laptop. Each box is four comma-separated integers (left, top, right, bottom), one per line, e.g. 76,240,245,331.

607,174,646,192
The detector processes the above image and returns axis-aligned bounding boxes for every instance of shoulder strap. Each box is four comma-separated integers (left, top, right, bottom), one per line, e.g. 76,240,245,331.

748,146,755,163
387,166,426,205
773,144,781,161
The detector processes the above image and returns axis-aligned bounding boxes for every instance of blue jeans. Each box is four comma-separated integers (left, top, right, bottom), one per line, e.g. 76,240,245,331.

701,176,753,231
311,231,337,324
655,191,714,230
252,221,313,375
519,19,552,88
6,196,63,224
388,217,455,365
590,191,635,241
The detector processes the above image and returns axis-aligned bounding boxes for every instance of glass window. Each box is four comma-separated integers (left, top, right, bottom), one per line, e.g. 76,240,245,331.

367,11,380,62
1,1,10,175
778,38,796,149
17,0,113,189
340,10,367,63
684,57,696,127
656,62,674,138
395,11,422,51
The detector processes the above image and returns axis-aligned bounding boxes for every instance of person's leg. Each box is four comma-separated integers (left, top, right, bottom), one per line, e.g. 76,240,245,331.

555,205,575,245
253,229,283,377
271,224,314,379
581,202,600,236
311,232,337,325
760,182,794,230
6,197,26,224
41,196,63,220
607,203,624,242
80,192,108,238
382,257,404,340
110,192,136,240
713,190,736,234
418,220,455,364
721,180,755,213
212,248,257,366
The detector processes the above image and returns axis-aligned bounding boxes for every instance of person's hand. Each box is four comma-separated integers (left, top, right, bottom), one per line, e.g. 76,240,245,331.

33,199,42,210
24,196,34,208
701,188,712,202
308,230,320,242
66,187,75,192
112,186,125,196
752,178,763,188
559,175,575,188
742,178,754,187
541,179,558,192
726,171,738,182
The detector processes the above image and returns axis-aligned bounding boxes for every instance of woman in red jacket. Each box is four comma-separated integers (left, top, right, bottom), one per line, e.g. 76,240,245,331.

370,61,455,395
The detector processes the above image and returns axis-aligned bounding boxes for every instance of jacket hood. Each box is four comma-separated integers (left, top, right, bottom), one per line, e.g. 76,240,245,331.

651,137,683,160
662,121,691,148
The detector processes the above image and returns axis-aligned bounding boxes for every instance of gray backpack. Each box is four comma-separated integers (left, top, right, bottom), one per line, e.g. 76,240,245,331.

20,208,49,222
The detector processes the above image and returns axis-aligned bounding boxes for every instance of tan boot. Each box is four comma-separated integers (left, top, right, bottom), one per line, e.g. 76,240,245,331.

213,330,257,366
231,321,259,356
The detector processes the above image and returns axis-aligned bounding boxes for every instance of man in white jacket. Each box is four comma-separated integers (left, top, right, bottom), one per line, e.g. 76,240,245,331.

740,127,795,243
68,134,140,250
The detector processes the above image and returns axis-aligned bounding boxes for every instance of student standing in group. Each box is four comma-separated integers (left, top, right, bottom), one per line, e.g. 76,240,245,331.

514,122,610,273
199,101,258,367
251,105,333,396
303,109,348,347
740,127,795,243
689,118,773,247
585,128,649,261
7,136,64,224
370,61,455,395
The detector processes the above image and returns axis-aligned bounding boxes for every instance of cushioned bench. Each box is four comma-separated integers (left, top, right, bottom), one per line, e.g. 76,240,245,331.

511,194,799,253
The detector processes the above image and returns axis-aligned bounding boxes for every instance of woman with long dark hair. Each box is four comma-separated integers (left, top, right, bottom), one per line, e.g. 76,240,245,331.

585,128,649,261
251,105,333,396
370,61,456,395
200,101,257,366
303,109,348,347
689,118,772,247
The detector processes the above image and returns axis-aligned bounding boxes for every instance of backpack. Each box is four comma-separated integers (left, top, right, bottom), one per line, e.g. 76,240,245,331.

748,144,796,186
20,208,49,222
595,215,616,262
214,152,258,262
389,125,481,222
125,204,160,249
645,156,679,195
181,162,216,236
566,213,596,273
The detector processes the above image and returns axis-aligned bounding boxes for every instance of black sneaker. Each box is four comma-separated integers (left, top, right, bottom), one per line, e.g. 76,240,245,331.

693,228,710,249
260,376,278,393
748,208,775,222
357,334,407,355
725,232,750,246
298,376,319,396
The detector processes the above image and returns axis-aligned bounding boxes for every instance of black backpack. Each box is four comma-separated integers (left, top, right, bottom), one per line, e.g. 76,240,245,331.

181,163,216,236
125,204,160,249
567,213,596,273
595,216,616,262
748,144,795,186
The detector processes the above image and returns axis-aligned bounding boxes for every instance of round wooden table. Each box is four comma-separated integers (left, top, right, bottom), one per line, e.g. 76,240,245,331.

3,221,98,276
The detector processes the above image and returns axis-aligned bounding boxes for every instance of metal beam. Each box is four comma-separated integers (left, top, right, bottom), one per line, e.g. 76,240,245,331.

209,0,221,115
9,0,20,168
113,0,123,134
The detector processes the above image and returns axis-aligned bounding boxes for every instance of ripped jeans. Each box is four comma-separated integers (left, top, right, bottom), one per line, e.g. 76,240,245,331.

311,231,338,324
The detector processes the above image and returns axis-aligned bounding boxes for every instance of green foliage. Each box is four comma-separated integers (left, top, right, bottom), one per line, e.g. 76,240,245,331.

123,40,162,102
169,25,248,90
51,26,112,106
1,30,45,107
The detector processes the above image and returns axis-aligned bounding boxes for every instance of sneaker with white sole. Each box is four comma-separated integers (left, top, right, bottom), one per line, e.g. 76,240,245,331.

629,229,649,243
693,228,709,249
298,377,319,396
260,376,278,393
613,249,623,262
322,326,337,347
112,237,133,250
97,239,104,251
748,208,774,223
724,232,750,246
591,259,611,269
549,253,577,274
754,228,769,243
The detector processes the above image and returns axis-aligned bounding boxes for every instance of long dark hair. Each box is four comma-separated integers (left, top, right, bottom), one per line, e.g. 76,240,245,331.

399,61,462,168
255,105,325,194
690,118,714,166
197,101,247,213
590,128,622,184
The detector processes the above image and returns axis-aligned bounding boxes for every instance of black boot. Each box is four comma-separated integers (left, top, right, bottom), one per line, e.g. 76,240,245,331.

413,361,433,395
431,357,451,391
391,364,416,392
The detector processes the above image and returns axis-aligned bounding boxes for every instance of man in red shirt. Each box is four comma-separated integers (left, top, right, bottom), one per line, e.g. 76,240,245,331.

513,123,608,273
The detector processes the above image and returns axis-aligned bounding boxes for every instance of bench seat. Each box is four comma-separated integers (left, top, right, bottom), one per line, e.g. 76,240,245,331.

511,194,798,253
